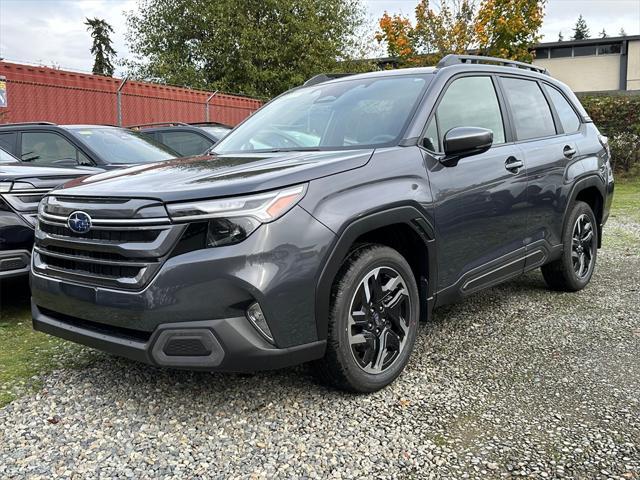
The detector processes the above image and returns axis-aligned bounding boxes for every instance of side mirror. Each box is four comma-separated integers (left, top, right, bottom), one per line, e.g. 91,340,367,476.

442,127,493,165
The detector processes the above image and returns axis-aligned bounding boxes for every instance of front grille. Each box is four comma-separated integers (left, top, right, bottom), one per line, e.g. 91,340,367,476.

39,221,160,243
40,253,142,279
33,195,185,290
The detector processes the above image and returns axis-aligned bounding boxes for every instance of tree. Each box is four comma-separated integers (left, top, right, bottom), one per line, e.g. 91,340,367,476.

599,28,607,38
619,27,627,37
558,31,564,42
376,0,546,65
475,0,546,62
572,15,590,40
125,0,368,98
85,18,116,76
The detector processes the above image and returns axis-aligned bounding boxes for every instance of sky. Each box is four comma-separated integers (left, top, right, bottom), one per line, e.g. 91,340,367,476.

0,0,639,76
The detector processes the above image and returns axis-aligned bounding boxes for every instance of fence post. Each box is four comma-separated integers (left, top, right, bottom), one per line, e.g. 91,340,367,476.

205,91,218,122
116,76,128,126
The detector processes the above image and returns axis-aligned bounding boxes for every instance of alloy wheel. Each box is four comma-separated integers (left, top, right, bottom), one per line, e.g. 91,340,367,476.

572,213,595,279
347,266,412,374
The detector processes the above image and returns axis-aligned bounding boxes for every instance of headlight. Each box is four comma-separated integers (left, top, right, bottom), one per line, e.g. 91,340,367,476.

167,184,307,248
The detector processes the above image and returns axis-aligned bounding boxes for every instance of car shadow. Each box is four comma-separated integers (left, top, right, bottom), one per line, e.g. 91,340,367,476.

65,269,559,409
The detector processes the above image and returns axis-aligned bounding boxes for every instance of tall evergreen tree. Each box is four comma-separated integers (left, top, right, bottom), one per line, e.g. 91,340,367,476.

85,17,116,76
572,15,590,40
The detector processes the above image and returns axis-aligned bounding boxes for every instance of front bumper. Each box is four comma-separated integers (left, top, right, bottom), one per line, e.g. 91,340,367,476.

33,302,326,371
31,205,336,369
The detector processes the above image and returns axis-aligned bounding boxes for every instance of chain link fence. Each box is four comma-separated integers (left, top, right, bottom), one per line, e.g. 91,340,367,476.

0,61,263,127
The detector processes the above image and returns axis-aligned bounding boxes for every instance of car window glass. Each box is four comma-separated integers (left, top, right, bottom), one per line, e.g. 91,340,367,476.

0,132,17,153
501,77,556,140
214,75,430,153
160,131,213,156
0,147,18,163
68,127,176,164
436,76,505,145
200,126,231,140
423,117,439,152
21,132,79,166
543,84,581,134
77,149,93,166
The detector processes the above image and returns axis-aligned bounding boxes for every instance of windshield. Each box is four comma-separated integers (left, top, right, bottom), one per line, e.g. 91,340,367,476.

214,74,431,154
199,125,232,140
68,127,178,164
0,148,18,163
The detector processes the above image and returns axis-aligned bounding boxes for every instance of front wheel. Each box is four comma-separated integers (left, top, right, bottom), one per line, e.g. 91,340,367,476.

541,201,598,292
312,245,420,393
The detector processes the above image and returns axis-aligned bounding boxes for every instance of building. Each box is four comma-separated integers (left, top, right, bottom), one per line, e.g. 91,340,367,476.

532,35,640,92
369,35,640,94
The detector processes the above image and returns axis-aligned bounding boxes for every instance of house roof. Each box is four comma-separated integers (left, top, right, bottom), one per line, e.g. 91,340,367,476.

535,35,640,49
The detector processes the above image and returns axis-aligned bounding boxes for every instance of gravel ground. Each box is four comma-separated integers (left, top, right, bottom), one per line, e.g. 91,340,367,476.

0,218,638,479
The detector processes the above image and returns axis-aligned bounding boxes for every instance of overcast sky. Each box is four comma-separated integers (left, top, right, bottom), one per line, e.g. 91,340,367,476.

1,0,639,76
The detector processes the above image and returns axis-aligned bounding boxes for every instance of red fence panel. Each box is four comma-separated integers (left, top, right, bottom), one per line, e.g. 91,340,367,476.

0,61,263,127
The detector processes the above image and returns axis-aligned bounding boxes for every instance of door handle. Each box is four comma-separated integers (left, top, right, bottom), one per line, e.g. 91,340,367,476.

505,157,524,173
563,145,577,158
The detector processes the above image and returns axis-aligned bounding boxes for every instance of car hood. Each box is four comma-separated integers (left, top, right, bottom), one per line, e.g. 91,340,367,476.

55,150,374,202
0,163,95,189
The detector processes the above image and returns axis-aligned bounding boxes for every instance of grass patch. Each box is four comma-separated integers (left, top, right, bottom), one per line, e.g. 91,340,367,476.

0,279,97,407
609,177,640,223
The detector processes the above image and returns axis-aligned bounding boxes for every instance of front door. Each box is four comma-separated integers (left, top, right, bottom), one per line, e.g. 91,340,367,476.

421,75,529,298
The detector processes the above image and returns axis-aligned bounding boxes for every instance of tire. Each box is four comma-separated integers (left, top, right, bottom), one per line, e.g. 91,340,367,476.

541,201,598,292
312,244,420,393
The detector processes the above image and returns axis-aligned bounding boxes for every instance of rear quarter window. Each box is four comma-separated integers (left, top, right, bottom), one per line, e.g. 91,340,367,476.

542,84,581,134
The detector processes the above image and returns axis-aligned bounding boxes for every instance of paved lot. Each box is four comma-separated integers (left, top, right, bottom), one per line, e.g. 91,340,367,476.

0,217,638,479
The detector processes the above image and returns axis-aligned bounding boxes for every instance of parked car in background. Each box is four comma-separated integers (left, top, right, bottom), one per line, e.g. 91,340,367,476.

31,55,613,392
131,122,232,157
0,123,179,169
0,147,89,279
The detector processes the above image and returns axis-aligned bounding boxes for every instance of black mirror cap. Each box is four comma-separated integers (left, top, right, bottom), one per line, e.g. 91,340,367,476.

443,127,493,161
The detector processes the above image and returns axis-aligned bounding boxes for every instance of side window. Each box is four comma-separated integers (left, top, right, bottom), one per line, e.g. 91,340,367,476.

423,117,439,152
159,131,213,156
436,76,506,148
501,77,556,140
543,84,581,134
21,131,80,166
0,132,17,153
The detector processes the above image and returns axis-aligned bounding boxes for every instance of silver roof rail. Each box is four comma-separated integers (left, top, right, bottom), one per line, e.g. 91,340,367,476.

437,54,548,75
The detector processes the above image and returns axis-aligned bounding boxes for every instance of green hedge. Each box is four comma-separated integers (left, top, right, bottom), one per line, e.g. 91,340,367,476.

578,93,640,174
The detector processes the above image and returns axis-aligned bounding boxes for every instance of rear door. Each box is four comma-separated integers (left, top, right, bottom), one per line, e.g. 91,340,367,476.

423,74,529,297
498,76,584,267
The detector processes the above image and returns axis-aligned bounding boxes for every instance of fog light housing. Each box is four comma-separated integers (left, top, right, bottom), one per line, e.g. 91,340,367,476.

246,302,274,344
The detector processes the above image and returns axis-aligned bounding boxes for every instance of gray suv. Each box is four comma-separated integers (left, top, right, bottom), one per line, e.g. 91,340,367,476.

31,55,614,392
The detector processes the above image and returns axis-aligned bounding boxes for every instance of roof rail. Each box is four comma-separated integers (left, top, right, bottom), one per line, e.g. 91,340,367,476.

303,73,356,87
437,54,548,75
127,121,189,129
0,121,57,127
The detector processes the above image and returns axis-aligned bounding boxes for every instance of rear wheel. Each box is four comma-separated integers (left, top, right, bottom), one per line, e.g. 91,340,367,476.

313,245,419,393
541,201,598,292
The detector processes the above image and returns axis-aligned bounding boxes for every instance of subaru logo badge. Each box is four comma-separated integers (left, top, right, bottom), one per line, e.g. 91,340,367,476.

67,211,92,234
